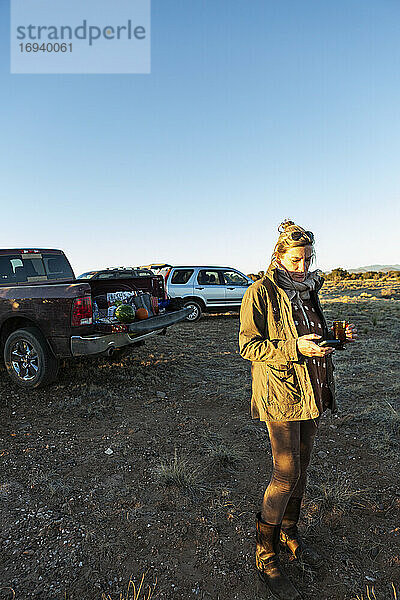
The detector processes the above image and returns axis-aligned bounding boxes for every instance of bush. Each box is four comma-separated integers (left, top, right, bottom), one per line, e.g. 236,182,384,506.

381,288,395,299
325,267,350,281
247,271,265,282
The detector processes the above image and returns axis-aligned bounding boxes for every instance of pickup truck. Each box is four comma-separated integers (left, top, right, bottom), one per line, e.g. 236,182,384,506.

0,249,189,389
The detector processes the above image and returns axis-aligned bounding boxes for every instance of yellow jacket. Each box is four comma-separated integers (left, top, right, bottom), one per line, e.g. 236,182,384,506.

239,266,336,422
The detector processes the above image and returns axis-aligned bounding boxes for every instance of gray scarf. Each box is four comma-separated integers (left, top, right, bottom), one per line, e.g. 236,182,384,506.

274,265,323,327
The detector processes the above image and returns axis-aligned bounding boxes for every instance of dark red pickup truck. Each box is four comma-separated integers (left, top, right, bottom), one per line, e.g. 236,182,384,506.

0,249,189,388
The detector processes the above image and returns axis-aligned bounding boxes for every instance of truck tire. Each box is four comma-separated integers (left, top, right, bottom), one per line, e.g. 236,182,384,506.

4,327,59,389
183,300,202,322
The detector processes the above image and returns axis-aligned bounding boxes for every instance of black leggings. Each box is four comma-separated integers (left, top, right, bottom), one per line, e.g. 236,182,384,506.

261,419,319,525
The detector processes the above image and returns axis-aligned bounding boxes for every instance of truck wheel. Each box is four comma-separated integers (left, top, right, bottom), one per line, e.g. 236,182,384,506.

4,327,59,389
184,300,202,322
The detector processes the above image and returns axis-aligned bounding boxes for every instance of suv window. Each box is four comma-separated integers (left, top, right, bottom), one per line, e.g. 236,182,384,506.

222,270,249,286
197,270,222,285
171,269,194,284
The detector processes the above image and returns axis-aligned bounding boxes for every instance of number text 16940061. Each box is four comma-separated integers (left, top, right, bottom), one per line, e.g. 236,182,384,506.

19,43,73,53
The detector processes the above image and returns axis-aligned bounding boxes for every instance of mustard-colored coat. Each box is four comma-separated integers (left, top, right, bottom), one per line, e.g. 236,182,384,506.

239,267,336,422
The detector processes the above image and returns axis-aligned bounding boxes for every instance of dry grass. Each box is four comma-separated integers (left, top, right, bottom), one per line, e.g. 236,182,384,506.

101,573,156,600
153,448,202,493
381,288,396,299
351,583,398,600
345,397,400,457
0,588,16,600
28,469,73,499
361,398,400,438
202,433,246,471
307,473,366,523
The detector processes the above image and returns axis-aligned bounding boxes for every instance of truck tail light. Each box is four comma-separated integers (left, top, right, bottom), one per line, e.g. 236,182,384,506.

163,268,172,298
151,296,159,315
71,296,93,326
155,274,167,299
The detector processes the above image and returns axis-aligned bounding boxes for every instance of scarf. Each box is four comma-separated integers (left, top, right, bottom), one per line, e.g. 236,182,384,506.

273,264,323,328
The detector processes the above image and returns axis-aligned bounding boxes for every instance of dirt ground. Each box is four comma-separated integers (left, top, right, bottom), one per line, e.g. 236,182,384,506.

1,279,399,600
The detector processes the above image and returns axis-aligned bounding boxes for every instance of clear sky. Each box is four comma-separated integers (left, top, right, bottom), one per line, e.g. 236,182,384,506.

1,0,399,276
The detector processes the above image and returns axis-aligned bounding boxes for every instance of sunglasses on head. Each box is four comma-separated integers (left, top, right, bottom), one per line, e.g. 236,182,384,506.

289,230,314,243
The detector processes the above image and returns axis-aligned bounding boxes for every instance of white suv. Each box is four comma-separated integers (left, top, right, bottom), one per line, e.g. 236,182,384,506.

160,266,253,322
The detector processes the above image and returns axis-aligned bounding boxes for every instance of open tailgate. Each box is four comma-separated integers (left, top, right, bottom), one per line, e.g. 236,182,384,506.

93,307,191,336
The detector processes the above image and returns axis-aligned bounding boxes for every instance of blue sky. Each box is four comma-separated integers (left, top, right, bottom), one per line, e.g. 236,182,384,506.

0,0,399,276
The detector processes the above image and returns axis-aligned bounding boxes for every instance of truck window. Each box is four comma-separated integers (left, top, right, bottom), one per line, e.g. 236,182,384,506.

0,255,46,283
0,253,73,284
0,256,18,283
98,272,118,279
43,254,74,280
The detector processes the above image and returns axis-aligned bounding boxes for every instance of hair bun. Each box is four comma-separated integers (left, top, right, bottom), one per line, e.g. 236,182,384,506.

278,219,296,233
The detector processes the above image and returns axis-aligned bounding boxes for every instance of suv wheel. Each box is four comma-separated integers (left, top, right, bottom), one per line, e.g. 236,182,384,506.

4,327,59,388
184,301,202,322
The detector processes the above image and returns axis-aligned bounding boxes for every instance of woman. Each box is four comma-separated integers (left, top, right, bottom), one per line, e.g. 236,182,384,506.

239,220,357,600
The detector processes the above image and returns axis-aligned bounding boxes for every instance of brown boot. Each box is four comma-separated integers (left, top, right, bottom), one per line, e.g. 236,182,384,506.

280,498,323,568
256,513,301,600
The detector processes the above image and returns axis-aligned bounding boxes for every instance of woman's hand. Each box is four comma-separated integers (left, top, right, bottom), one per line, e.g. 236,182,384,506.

297,334,335,357
345,322,358,343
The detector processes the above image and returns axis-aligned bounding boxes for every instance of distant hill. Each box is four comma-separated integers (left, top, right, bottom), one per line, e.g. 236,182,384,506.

348,264,400,273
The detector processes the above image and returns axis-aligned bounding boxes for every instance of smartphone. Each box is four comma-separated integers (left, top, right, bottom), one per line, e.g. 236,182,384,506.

318,339,344,349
